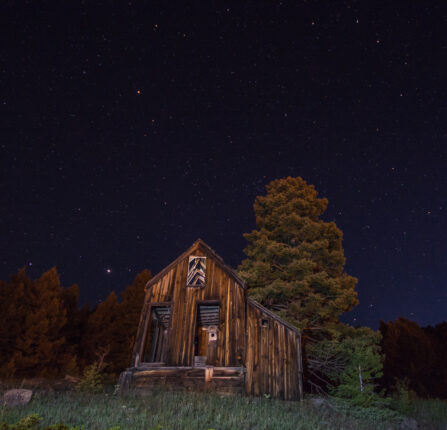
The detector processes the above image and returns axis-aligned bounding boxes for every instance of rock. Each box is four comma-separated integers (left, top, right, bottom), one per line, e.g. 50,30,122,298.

118,370,133,391
2,389,33,407
400,418,418,429
307,397,338,413
309,397,335,410
309,397,327,408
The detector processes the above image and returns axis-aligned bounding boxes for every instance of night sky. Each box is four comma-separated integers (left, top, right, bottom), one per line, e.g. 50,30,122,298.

2,2,446,329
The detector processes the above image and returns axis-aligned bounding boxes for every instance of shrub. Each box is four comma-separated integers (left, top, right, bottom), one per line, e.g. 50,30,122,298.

331,398,401,423
0,414,118,430
391,378,415,415
328,328,384,407
76,363,103,393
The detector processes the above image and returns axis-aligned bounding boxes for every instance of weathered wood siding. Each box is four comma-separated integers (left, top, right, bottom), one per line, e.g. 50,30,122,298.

132,244,246,368
128,240,303,400
245,299,303,400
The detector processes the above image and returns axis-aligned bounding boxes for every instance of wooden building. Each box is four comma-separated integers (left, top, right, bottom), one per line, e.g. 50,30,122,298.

119,239,303,400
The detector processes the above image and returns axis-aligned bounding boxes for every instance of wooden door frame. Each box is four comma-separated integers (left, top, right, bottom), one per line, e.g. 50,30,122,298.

191,300,221,366
139,302,173,365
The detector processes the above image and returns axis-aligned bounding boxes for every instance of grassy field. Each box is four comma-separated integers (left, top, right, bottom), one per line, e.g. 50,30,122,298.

0,389,446,430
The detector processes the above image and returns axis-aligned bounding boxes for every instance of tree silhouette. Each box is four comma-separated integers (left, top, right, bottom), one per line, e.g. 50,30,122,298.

113,269,151,371
0,269,33,377
12,267,67,377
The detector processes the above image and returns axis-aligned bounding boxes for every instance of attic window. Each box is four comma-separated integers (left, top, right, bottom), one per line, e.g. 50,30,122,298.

187,256,206,287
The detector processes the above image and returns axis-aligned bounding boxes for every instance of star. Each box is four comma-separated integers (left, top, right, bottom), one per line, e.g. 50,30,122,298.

105,268,112,274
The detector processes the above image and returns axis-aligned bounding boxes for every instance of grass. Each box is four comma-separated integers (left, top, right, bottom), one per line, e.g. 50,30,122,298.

0,389,446,430
408,398,447,429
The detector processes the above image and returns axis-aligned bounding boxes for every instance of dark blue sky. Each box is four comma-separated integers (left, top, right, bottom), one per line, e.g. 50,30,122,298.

1,1,446,329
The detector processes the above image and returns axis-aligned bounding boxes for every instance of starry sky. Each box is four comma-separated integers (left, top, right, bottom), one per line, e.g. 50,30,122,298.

1,2,446,329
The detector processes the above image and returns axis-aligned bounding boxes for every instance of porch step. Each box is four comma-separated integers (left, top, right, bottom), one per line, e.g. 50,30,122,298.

194,356,206,367
130,366,245,395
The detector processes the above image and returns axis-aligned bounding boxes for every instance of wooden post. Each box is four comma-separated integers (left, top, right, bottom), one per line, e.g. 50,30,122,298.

205,367,213,382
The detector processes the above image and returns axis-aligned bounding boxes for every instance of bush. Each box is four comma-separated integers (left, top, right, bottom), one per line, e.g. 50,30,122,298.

391,378,416,415
328,328,384,407
76,363,103,393
331,397,401,423
0,413,119,430
1,413,41,430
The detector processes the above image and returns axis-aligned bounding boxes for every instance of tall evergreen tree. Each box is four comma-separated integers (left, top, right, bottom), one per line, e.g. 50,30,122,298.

59,283,88,375
429,322,447,398
12,267,67,377
238,176,358,330
81,291,120,371
113,269,151,371
0,269,33,377
79,270,151,373
380,318,438,397
238,177,385,397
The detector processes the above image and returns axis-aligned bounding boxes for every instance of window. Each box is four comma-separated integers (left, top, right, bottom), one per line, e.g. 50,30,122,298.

187,256,206,287
142,305,171,363
260,318,270,328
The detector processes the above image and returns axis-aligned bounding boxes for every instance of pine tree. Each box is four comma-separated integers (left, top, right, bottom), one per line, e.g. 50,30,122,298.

81,291,120,371
113,269,151,372
238,176,358,330
80,270,151,373
238,177,385,397
59,283,83,375
330,326,383,406
380,318,436,397
12,267,67,377
0,269,33,377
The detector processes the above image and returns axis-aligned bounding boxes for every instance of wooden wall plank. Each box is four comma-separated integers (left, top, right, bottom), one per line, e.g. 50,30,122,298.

245,301,302,400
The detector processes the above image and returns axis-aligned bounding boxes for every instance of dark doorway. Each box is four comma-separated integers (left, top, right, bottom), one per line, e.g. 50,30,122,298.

143,305,171,363
194,304,219,366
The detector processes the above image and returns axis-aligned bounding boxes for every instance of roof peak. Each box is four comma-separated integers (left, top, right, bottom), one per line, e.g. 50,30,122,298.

145,239,246,290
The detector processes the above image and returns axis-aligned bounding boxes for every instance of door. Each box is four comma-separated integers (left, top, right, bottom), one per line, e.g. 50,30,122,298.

194,304,220,366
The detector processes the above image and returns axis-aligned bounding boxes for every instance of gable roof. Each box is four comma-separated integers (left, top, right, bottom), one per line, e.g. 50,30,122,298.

145,238,247,290
247,298,301,335
144,239,300,335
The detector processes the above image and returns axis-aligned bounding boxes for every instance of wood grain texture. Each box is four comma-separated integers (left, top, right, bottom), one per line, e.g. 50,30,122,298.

245,300,301,400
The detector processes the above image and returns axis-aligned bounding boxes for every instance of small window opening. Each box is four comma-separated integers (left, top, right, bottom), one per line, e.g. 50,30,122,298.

187,256,206,287
261,319,270,328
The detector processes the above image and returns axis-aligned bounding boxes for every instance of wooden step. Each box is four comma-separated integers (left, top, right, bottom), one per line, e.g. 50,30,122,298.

194,356,207,367
130,366,245,395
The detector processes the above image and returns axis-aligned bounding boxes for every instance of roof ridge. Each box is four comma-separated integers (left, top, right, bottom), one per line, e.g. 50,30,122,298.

145,239,247,290
247,297,301,334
